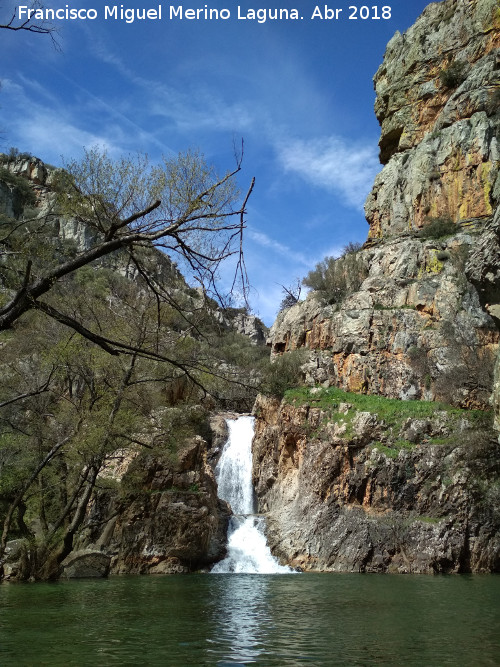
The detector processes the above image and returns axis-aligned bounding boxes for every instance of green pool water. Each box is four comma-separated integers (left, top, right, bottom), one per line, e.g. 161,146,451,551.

1,573,499,665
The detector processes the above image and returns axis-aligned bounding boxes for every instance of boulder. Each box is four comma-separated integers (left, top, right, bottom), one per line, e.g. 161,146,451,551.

61,550,111,578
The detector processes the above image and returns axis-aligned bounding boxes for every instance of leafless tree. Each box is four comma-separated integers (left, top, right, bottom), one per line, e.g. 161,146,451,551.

0,148,254,366
1,2,57,45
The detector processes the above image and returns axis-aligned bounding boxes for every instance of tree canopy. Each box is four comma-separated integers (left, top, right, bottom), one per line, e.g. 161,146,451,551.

0,148,254,360
0,148,265,579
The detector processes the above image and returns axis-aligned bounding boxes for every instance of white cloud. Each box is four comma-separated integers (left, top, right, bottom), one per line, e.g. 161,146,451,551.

1,77,123,160
19,111,116,159
87,37,255,134
1,73,174,162
247,228,313,267
276,136,380,210
150,91,254,133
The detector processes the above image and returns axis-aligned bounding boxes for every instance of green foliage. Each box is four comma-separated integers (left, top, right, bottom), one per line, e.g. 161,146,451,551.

260,349,307,398
418,217,456,239
213,331,268,368
152,405,211,455
371,440,414,459
0,253,262,570
0,167,37,214
439,61,467,89
302,248,367,304
416,515,443,524
284,385,492,436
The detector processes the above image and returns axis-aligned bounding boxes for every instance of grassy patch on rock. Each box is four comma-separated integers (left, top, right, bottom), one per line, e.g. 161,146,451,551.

285,386,488,422
283,386,492,451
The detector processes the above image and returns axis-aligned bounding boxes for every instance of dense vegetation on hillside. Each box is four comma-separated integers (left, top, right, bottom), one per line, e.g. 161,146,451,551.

0,151,270,579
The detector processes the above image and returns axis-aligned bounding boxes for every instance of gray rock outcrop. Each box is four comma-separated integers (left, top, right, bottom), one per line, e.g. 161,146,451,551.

82,435,230,574
252,393,500,573
268,0,500,410
61,550,111,578
256,0,500,574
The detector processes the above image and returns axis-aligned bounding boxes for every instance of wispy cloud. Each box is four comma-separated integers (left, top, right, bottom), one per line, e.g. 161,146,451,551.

276,136,380,210
1,71,175,162
87,36,255,134
248,228,313,267
1,78,122,160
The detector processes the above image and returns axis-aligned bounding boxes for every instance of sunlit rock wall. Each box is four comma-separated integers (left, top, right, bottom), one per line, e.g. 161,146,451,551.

268,0,500,408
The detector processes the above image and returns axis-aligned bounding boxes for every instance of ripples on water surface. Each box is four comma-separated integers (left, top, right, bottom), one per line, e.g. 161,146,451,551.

1,573,499,665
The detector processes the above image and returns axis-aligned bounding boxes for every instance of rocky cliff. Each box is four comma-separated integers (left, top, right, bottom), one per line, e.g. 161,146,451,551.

367,0,499,234
79,426,231,575
255,0,500,573
269,0,500,409
252,391,499,573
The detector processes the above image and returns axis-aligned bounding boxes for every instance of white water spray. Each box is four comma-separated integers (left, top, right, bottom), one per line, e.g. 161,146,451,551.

211,416,292,574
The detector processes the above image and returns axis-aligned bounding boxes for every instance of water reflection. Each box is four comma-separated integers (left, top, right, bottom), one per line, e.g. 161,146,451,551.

1,574,499,665
207,574,271,665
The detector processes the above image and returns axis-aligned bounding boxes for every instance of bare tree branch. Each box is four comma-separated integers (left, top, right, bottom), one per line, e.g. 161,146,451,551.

0,367,54,409
1,3,59,48
0,159,252,332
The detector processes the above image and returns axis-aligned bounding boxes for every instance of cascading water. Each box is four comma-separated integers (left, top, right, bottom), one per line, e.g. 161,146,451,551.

211,415,292,574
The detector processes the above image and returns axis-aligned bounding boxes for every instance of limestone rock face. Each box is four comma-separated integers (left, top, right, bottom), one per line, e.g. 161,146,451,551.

85,436,230,574
365,111,499,237
259,0,500,573
466,209,500,429
231,312,268,345
270,231,498,407
252,394,500,573
269,0,500,409
370,0,499,203
366,0,500,238
0,540,25,580
1,154,50,185
466,208,500,321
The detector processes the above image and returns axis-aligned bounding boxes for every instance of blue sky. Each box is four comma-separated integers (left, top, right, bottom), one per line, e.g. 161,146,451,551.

1,0,432,324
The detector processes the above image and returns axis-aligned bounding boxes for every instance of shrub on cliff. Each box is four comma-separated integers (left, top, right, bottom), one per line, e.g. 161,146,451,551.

278,279,302,313
418,217,456,239
342,241,363,255
0,148,33,163
439,61,467,89
303,247,367,304
433,320,495,407
260,349,307,398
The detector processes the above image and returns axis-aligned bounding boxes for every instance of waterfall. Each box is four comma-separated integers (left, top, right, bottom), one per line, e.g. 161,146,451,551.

211,416,292,574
